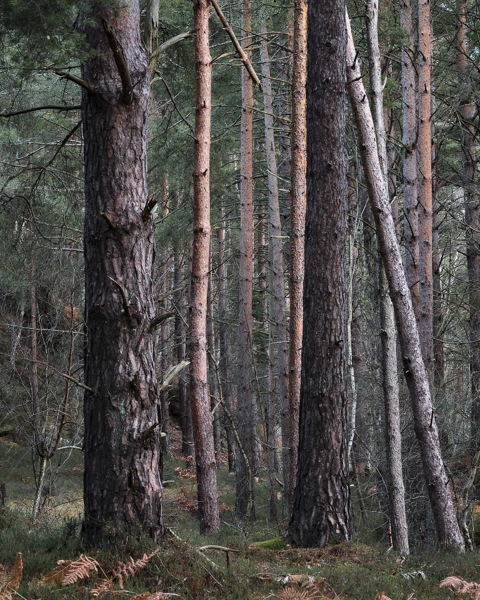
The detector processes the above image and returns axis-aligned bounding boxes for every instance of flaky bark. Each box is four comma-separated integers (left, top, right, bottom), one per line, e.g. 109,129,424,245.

189,0,220,533
82,0,164,544
287,0,307,515
287,0,352,547
346,14,464,551
236,0,256,521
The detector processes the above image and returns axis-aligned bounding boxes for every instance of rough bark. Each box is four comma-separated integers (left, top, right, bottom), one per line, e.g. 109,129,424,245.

346,14,465,550
82,0,164,544
287,0,353,548
207,259,222,465
236,0,256,521
189,0,220,533
286,0,307,515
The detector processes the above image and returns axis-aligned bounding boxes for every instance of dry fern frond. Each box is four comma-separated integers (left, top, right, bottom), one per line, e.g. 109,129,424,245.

129,593,167,600
109,549,159,589
375,594,394,600
0,553,23,600
90,578,112,598
275,586,313,600
60,555,100,585
0,565,7,592
440,576,480,600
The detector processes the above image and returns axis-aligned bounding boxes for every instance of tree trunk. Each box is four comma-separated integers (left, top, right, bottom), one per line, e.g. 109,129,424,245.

286,0,307,515
457,0,480,456
217,205,235,472
189,0,220,534
207,258,222,465
236,0,256,521
417,0,434,389
287,0,353,548
346,14,465,551
260,27,289,516
400,0,419,319
365,0,409,555
82,0,164,544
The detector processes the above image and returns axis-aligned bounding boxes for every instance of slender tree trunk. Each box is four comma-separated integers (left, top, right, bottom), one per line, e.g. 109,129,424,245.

401,0,419,319
218,206,235,472
365,0,409,554
236,0,256,521
287,0,352,548
346,14,464,550
82,0,164,544
260,28,289,516
207,259,222,465
189,0,220,533
286,0,307,515
174,247,193,458
457,0,480,456
417,0,434,389
159,196,170,458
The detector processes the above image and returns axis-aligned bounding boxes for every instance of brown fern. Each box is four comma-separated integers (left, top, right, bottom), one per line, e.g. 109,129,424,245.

440,576,480,600
108,549,159,590
129,593,170,600
57,555,100,585
0,553,23,600
90,578,113,598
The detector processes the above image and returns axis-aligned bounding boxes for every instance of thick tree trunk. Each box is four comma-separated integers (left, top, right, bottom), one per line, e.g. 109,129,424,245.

287,0,353,548
189,0,220,533
236,0,256,521
286,0,307,515
346,15,464,551
457,0,480,455
82,0,164,544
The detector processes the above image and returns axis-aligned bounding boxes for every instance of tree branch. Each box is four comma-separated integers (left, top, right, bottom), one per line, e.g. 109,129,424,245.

210,0,262,91
150,31,193,74
150,311,174,330
0,105,81,118
101,18,134,104
52,69,95,93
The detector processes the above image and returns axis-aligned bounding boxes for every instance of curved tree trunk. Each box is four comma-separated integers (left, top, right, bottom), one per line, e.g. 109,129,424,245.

82,0,164,544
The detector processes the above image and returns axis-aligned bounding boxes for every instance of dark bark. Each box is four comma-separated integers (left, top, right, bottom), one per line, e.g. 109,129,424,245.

82,0,164,544
287,0,353,547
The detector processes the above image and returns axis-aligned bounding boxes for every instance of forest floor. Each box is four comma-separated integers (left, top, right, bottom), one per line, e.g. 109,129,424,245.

1,435,479,600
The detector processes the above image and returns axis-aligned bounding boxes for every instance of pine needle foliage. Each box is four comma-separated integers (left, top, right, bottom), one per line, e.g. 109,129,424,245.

0,553,23,600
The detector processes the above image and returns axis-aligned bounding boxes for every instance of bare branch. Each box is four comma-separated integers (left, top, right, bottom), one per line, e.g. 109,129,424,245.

52,68,95,93
0,105,81,118
210,0,262,91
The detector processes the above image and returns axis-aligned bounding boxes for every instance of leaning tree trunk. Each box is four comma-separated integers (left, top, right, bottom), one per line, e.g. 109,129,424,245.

287,0,353,548
346,14,465,551
365,0,409,555
82,0,164,544
189,0,220,534
286,0,307,515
